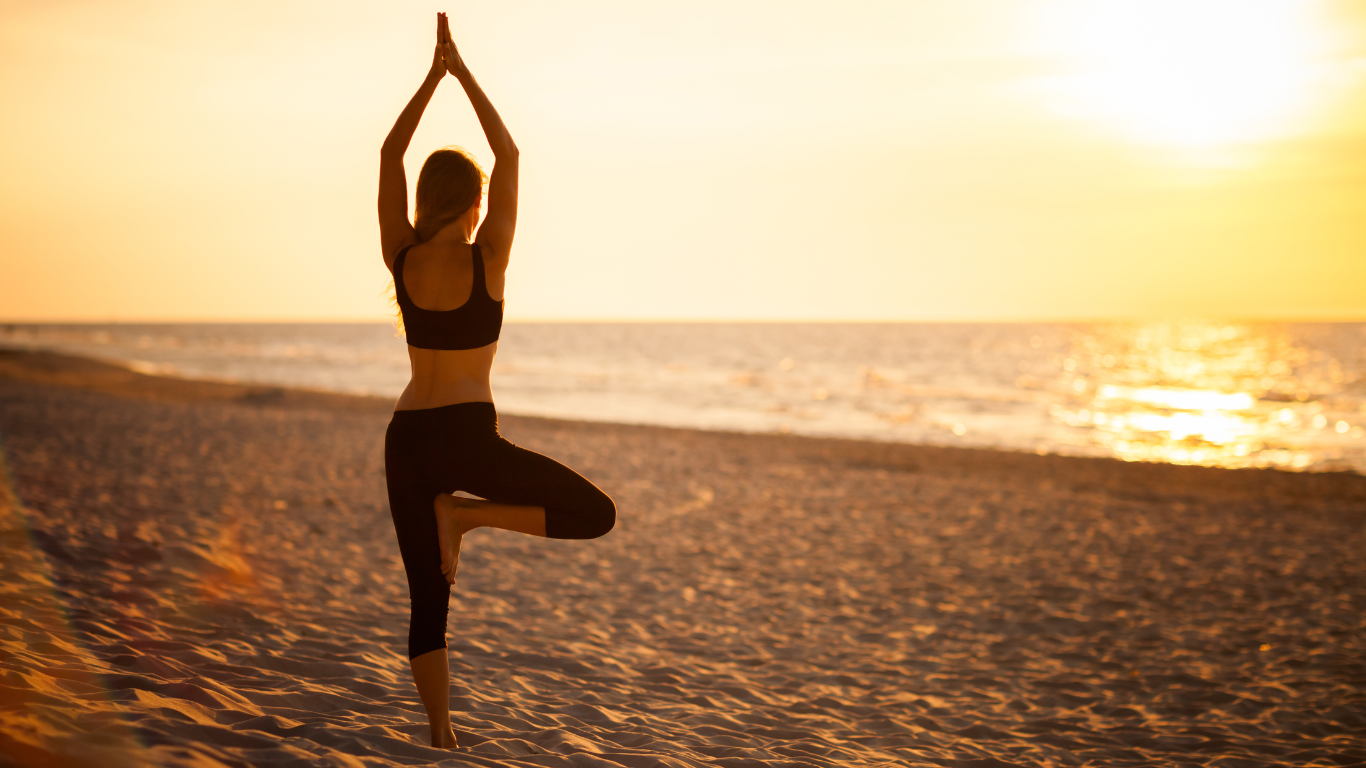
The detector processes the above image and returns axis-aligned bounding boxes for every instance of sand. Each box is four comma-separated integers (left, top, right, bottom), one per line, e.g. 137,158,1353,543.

1,347,1363,768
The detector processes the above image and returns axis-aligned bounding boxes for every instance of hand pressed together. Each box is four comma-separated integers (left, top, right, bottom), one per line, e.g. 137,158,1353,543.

427,12,466,81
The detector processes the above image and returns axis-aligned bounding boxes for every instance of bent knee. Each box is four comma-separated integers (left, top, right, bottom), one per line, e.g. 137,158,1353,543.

584,493,616,539
550,491,615,540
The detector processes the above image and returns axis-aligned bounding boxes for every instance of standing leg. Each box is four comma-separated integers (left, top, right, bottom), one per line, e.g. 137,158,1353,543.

385,421,458,748
409,650,457,748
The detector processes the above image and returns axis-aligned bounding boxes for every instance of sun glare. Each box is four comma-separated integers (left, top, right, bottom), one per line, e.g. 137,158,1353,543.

1047,321,1363,471
1035,0,1332,149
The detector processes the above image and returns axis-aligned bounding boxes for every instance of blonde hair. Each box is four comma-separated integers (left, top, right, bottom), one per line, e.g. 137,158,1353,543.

387,147,488,333
414,146,487,242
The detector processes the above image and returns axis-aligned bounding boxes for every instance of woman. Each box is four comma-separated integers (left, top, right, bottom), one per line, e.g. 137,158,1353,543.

379,13,616,749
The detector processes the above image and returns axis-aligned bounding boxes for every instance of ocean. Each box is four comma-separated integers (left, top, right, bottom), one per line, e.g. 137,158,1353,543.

3,321,1364,474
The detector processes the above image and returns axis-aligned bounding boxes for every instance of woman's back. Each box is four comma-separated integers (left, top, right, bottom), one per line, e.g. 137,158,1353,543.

394,238,507,411
400,240,506,310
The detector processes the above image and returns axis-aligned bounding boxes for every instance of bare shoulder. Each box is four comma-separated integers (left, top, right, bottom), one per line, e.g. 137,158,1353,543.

475,238,511,274
383,231,419,273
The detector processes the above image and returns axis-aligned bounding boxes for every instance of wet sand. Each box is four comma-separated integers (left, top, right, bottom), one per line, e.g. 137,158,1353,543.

1,347,1363,768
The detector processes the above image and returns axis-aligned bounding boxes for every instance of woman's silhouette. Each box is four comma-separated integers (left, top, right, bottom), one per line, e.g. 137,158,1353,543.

379,13,615,748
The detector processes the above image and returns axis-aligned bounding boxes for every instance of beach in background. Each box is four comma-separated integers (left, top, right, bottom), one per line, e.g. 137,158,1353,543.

3,320,1364,474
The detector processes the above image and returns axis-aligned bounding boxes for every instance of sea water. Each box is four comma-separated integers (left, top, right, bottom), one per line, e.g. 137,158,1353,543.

3,321,1363,474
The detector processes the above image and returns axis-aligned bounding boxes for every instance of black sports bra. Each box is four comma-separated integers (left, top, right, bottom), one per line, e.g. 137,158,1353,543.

394,242,504,351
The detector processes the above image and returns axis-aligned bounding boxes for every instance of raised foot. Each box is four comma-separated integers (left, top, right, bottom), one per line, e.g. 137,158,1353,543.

434,494,476,584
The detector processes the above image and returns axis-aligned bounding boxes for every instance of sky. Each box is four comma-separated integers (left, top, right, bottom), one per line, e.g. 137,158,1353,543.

1,0,1364,322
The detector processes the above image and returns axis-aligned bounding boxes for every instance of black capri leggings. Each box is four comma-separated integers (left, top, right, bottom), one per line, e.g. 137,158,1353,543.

384,402,615,659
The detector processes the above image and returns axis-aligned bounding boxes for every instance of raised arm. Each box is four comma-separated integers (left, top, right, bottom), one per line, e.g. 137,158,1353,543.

441,15,519,266
378,14,451,270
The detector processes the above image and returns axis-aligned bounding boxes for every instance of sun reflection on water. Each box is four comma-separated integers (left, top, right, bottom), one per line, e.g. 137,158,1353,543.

1051,322,1363,471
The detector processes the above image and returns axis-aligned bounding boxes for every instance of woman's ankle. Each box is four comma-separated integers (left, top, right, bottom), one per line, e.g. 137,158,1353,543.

436,493,480,525
430,723,457,748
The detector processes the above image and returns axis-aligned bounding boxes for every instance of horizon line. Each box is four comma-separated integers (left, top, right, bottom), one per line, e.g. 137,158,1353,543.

4,315,1366,325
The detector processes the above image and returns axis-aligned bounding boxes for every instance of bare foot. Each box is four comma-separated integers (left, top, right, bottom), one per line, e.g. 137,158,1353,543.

434,494,475,584
431,726,458,748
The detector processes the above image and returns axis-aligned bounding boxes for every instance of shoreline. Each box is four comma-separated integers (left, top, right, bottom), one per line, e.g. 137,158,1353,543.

5,320,1364,479
3,345,1364,507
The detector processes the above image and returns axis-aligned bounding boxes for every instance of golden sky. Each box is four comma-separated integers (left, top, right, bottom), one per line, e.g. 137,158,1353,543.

1,0,1364,321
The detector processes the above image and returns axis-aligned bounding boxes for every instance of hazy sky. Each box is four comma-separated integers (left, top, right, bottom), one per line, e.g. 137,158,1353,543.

2,0,1364,321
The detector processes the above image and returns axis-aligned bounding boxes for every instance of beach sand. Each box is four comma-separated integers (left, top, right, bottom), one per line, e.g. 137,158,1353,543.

1,347,1363,768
